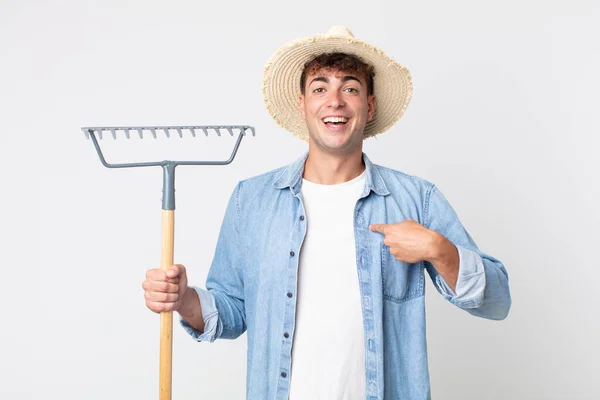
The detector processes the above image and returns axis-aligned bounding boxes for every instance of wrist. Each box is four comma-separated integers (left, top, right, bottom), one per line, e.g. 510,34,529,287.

427,231,459,272
178,286,195,316
178,286,205,332
426,231,450,264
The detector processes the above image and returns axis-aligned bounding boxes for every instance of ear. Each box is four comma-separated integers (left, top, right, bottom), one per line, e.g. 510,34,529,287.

367,95,376,121
299,94,306,120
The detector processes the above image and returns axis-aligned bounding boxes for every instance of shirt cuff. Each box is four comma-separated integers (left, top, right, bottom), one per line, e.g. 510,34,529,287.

435,245,486,308
179,286,222,342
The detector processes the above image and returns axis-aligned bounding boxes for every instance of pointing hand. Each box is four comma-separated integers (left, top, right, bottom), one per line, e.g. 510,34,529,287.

369,219,439,264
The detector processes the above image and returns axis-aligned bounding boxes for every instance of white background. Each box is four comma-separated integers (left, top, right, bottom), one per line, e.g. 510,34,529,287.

2,0,599,398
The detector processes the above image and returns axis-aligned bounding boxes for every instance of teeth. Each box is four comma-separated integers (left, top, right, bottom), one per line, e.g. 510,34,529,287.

323,117,348,123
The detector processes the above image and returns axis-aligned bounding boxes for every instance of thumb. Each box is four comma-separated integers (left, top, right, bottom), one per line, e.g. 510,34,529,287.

166,264,185,278
369,223,388,234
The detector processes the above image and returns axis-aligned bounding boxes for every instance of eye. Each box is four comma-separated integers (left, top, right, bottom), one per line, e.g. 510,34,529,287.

313,87,325,93
345,87,358,93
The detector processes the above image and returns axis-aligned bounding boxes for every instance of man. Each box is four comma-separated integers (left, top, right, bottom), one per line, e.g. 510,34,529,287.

142,26,511,399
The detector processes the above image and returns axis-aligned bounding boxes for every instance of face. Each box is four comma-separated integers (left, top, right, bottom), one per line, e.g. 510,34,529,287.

299,68,376,155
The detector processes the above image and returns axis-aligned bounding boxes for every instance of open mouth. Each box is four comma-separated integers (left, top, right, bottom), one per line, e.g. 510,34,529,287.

322,116,349,127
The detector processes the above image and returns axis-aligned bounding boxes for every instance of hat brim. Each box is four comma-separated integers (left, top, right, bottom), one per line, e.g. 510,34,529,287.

263,34,413,141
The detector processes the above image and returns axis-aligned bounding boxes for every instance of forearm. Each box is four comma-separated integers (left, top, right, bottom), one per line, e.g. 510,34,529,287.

177,287,205,333
427,231,459,293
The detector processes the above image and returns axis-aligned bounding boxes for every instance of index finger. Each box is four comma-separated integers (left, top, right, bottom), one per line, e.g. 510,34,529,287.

369,224,388,234
146,268,168,281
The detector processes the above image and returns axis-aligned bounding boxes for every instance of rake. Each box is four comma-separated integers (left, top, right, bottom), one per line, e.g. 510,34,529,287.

82,125,255,400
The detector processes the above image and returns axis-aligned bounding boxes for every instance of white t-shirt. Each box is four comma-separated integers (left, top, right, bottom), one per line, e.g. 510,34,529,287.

288,170,367,400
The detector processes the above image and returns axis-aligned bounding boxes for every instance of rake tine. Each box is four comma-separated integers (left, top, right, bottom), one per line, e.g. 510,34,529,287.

82,125,256,142
245,126,256,136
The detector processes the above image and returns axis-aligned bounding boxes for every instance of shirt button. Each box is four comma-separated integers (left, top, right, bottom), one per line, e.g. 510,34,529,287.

299,215,304,221
284,332,289,338
287,292,293,298
281,372,287,378
290,251,295,257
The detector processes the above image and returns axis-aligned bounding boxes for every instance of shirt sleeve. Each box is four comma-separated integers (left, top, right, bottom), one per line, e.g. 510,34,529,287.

179,182,247,342
434,244,486,304
179,286,222,342
424,184,511,320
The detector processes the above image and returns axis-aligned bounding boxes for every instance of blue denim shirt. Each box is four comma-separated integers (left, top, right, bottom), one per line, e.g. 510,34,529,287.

181,152,511,399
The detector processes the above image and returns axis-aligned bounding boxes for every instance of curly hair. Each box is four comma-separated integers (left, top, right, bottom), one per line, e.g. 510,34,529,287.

300,52,375,96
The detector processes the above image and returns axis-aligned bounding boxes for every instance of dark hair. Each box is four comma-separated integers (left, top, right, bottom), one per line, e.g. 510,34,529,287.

300,52,375,95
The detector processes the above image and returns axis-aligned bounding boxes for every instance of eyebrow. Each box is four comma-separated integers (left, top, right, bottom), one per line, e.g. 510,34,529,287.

309,75,363,86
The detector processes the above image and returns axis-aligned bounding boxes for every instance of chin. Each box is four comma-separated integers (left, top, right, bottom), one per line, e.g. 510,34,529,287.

320,138,360,154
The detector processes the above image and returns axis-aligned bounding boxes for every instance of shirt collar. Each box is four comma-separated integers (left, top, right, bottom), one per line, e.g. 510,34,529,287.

273,151,390,197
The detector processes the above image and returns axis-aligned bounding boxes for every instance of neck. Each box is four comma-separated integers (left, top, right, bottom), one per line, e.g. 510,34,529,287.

303,145,365,185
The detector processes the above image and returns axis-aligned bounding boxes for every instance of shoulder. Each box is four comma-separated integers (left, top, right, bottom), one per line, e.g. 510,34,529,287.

372,163,436,194
228,162,291,207
237,164,287,189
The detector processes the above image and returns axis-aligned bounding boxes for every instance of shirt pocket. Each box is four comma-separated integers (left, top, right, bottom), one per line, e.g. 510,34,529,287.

381,243,425,303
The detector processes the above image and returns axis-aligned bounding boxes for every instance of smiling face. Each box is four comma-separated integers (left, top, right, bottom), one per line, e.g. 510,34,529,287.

299,67,376,155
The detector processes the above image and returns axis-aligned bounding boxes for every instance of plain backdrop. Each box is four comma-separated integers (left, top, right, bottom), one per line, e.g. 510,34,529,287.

2,0,599,399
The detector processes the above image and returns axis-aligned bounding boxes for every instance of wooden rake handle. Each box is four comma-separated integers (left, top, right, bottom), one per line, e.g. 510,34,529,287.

160,209,175,400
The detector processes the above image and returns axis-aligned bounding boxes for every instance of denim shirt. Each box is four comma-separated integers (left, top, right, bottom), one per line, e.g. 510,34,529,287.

181,152,511,400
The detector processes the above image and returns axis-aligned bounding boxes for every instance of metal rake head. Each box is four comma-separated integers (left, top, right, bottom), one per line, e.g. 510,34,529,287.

81,125,255,168
82,125,255,210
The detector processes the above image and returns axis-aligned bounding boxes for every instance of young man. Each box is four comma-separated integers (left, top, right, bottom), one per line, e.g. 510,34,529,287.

142,26,511,399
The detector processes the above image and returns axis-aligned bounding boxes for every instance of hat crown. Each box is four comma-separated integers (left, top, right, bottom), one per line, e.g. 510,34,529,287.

326,25,354,38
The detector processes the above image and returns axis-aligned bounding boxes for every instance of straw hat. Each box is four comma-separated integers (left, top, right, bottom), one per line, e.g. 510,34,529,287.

262,26,413,141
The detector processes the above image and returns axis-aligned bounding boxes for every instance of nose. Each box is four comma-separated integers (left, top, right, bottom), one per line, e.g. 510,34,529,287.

327,90,345,108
